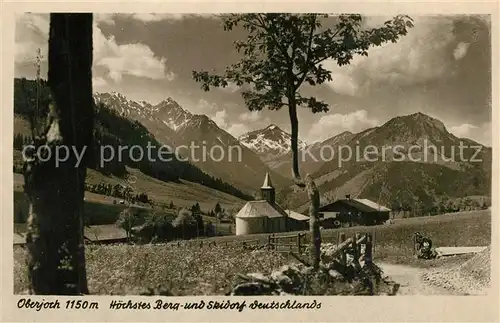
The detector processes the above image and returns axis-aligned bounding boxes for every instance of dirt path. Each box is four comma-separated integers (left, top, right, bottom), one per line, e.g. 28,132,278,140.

378,263,462,295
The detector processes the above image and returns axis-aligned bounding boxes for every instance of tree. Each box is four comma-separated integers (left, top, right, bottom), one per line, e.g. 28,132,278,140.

23,13,93,294
116,208,138,239
173,208,198,239
192,13,413,269
214,202,222,215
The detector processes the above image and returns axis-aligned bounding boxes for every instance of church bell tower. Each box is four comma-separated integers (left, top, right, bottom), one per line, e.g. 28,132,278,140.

261,172,275,204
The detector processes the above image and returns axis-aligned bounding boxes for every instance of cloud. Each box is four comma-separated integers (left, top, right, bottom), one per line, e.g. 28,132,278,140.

227,124,252,138
193,99,219,115
212,109,228,128
453,42,470,60
15,13,49,65
307,110,378,142
92,76,107,88
120,13,215,23
193,99,231,129
129,14,176,22
323,16,468,96
326,73,359,96
449,123,477,138
219,81,240,93
165,71,177,81
14,13,172,83
225,111,272,137
449,122,491,146
93,25,169,82
239,111,262,122
94,13,115,25
192,99,272,137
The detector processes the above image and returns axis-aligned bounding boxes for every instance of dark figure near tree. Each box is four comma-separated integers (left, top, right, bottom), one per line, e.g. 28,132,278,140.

414,232,436,260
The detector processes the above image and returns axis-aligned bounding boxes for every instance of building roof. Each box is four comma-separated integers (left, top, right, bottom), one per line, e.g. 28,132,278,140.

354,199,391,212
261,172,274,189
235,200,286,219
285,209,309,221
13,232,26,245
13,225,128,245
84,225,128,241
318,198,391,213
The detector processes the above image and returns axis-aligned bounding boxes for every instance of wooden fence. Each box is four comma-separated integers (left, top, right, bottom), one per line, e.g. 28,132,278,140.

333,232,374,265
267,233,306,253
165,231,375,265
166,232,307,253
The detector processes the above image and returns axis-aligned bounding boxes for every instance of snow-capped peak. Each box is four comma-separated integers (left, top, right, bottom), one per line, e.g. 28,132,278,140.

239,124,307,160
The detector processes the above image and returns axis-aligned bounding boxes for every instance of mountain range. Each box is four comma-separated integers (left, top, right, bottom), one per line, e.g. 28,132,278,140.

93,92,291,194
94,91,491,213
14,78,492,214
273,113,492,213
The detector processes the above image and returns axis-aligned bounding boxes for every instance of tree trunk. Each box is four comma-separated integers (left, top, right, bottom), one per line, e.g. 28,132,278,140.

288,99,321,270
24,13,93,295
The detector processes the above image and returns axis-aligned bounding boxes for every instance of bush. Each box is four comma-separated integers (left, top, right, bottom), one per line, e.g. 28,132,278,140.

116,207,140,238
173,208,199,239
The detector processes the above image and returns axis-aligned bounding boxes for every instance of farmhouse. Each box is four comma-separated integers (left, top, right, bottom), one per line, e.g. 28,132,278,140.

285,209,309,231
236,173,304,235
13,224,128,246
84,224,128,244
318,195,391,228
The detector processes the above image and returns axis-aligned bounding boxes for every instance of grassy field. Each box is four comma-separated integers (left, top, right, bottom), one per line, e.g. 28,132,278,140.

184,210,491,268
13,209,491,294
13,167,245,213
13,169,244,228
14,245,293,295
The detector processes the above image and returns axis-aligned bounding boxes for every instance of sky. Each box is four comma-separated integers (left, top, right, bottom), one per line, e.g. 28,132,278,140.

14,13,492,146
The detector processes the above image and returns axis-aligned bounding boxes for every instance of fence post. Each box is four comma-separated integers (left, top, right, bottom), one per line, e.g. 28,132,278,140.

352,233,359,264
365,233,373,265
340,233,346,266
372,229,375,253
297,233,302,254
355,233,361,255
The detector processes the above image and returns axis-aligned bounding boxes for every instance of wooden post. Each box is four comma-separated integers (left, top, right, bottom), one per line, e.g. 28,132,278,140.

352,233,359,262
268,235,271,250
355,233,361,255
297,233,302,254
372,229,376,253
340,233,346,266
365,233,373,265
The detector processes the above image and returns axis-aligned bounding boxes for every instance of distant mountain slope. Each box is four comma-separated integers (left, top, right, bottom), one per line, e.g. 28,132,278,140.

264,130,355,178
94,92,291,193
13,78,252,201
239,124,307,161
276,112,491,213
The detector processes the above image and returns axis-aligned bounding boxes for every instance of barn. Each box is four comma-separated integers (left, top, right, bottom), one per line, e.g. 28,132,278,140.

318,195,391,228
285,209,309,231
235,173,289,235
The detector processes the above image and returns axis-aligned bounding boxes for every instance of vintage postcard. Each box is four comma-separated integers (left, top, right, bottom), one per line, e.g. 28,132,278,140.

1,1,498,322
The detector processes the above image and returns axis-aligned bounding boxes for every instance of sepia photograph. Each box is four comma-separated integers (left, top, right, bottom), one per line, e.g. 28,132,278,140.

9,10,494,302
